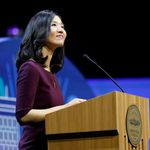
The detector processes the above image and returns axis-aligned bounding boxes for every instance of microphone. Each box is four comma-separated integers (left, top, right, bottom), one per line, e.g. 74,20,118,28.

83,54,125,93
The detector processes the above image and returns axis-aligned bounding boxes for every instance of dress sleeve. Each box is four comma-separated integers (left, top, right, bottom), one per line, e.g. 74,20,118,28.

15,63,40,125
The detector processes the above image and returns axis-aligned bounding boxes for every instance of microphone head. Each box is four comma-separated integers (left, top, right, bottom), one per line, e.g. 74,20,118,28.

83,54,89,59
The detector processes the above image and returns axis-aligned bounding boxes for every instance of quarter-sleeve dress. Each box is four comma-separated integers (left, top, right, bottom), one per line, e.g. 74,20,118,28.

16,59,64,150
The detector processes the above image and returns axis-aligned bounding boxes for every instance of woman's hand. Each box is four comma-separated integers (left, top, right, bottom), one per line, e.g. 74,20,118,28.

65,98,86,107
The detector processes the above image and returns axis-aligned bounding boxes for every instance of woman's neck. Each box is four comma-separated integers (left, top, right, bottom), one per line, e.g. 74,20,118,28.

42,46,53,67
42,46,54,71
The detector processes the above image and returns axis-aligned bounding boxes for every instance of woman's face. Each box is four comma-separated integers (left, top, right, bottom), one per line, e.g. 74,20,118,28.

47,15,67,50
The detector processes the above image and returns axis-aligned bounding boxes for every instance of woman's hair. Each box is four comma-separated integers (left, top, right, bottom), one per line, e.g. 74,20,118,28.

16,9,65,73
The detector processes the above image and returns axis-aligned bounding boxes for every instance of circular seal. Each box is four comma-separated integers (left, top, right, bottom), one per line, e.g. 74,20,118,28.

126,105,142,147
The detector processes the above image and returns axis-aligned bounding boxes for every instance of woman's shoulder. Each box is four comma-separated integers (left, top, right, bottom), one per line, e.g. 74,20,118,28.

17,60,42,81
19,59,42,73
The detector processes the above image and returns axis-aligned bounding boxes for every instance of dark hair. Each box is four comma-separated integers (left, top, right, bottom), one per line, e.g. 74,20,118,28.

16,9,65,73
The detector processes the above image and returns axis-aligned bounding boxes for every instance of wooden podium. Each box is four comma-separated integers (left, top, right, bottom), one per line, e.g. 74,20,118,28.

45,91,150,150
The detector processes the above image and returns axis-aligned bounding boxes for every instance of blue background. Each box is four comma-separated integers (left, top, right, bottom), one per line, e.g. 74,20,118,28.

0,37,149,149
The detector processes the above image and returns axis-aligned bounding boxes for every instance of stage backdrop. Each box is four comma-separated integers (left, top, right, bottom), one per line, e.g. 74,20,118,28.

0,37,149,150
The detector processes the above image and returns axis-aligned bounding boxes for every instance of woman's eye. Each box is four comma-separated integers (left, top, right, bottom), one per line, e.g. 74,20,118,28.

51,23,57,26
51,23,65,29
61,25,65,29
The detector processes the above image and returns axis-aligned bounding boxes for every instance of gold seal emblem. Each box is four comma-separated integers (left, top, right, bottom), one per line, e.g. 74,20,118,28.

126,105,142,147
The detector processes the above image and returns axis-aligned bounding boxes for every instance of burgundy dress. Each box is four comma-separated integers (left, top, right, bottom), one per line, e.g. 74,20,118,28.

15,60,64,150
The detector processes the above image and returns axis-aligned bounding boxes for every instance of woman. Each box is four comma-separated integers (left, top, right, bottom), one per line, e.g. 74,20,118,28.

15,10,86,150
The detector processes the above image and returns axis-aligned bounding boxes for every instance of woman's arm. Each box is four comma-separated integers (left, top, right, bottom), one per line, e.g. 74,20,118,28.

21,98,86,123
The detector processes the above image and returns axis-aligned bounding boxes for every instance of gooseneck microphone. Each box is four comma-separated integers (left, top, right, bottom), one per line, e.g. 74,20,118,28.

83,54,125,93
